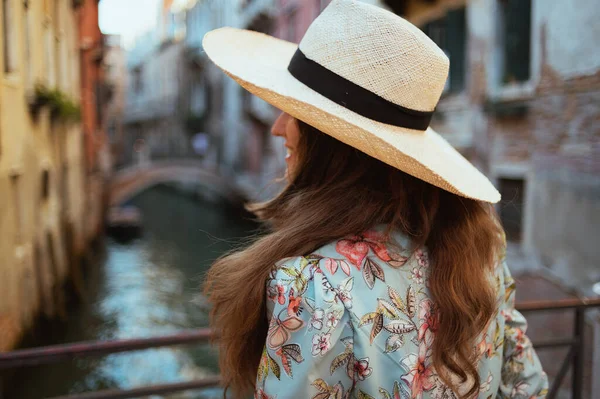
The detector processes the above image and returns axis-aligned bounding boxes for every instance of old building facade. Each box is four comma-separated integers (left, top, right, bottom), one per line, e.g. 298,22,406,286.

103,34,127,168
184,0,258,177
0,0,106,351
183,0,282,197
184,0,394,199
396,3,600,394
124,40,189,162
122,1,191,167
79,0,110,242
186,0,600,266
390,0,599,294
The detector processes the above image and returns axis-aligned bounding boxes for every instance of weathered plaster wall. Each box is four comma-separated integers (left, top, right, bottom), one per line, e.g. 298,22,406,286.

538,3,600,79
403,0,600,279
0,0,88,351
525,154,600,291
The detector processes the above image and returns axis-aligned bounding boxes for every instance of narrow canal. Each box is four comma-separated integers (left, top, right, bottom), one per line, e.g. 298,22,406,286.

10,185,257,399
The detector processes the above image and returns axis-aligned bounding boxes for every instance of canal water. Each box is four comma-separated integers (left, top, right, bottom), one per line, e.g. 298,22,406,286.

10,185,258,399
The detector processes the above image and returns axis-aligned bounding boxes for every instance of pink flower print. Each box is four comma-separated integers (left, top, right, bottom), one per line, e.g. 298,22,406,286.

477,336,494,359
412,267,424,284
401,345,436,399
311,333,332,356
324,258,351,276
310,309,324,331
513,330,530,360
415,249,429,268
353,357,373,380
336,231,393,269
336,236,371,269
362,230,408,267
324,258,336,274
418,299,439,343
337,289,353,309
362,230,393,262
326,311,339,328
275,280,286,305
287,289,302,317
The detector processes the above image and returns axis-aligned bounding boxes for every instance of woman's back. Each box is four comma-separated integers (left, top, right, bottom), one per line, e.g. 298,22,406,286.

256,226,548,399
202,2,548,396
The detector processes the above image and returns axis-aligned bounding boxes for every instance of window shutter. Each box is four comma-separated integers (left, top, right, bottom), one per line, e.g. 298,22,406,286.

446,8,466,92
502,0,531,83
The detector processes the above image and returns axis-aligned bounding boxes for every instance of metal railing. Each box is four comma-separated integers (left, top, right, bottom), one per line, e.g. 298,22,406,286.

1,298,599,399
0,330,218,399
517,297,600,399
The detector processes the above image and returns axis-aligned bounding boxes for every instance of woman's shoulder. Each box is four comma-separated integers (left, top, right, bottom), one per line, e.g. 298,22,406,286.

271,226,419,282
268,226,428,317
312,226,415,265
266,227,438,375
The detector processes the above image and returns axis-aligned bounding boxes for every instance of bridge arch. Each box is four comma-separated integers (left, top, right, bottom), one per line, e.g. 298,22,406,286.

109,160,247,207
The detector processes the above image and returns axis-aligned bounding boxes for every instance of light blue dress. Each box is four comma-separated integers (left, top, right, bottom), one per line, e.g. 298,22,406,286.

255,226,548,399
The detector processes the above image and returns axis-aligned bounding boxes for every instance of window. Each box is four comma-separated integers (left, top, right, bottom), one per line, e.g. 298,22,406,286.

498,177,526,241
498,0,531,84
42,170,50,200
422,7,466,94
133,67,144,93
3,0,17,73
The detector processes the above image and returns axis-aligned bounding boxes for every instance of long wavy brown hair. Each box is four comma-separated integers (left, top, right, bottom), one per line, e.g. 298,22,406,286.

204,119,503,398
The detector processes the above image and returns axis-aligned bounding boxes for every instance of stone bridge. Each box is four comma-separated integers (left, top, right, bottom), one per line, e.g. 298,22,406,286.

109,160,247,207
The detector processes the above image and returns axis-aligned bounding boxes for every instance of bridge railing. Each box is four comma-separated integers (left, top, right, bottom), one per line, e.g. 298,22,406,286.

1,298,599,399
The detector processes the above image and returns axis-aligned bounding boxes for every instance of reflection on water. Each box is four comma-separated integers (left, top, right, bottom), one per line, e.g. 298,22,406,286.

11,185,257,398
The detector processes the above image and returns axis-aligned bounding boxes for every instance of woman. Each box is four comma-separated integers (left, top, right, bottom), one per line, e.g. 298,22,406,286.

203,1,548,398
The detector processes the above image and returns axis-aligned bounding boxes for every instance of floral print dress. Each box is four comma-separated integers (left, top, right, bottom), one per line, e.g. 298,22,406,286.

255,226,548,399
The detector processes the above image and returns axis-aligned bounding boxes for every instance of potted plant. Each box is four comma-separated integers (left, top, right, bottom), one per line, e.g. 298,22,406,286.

30,84,81,122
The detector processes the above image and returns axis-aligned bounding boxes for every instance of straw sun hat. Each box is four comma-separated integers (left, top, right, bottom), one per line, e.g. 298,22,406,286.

203,0,501,203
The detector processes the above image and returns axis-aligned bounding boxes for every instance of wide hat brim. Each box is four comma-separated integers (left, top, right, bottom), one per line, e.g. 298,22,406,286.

203,28,501,203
